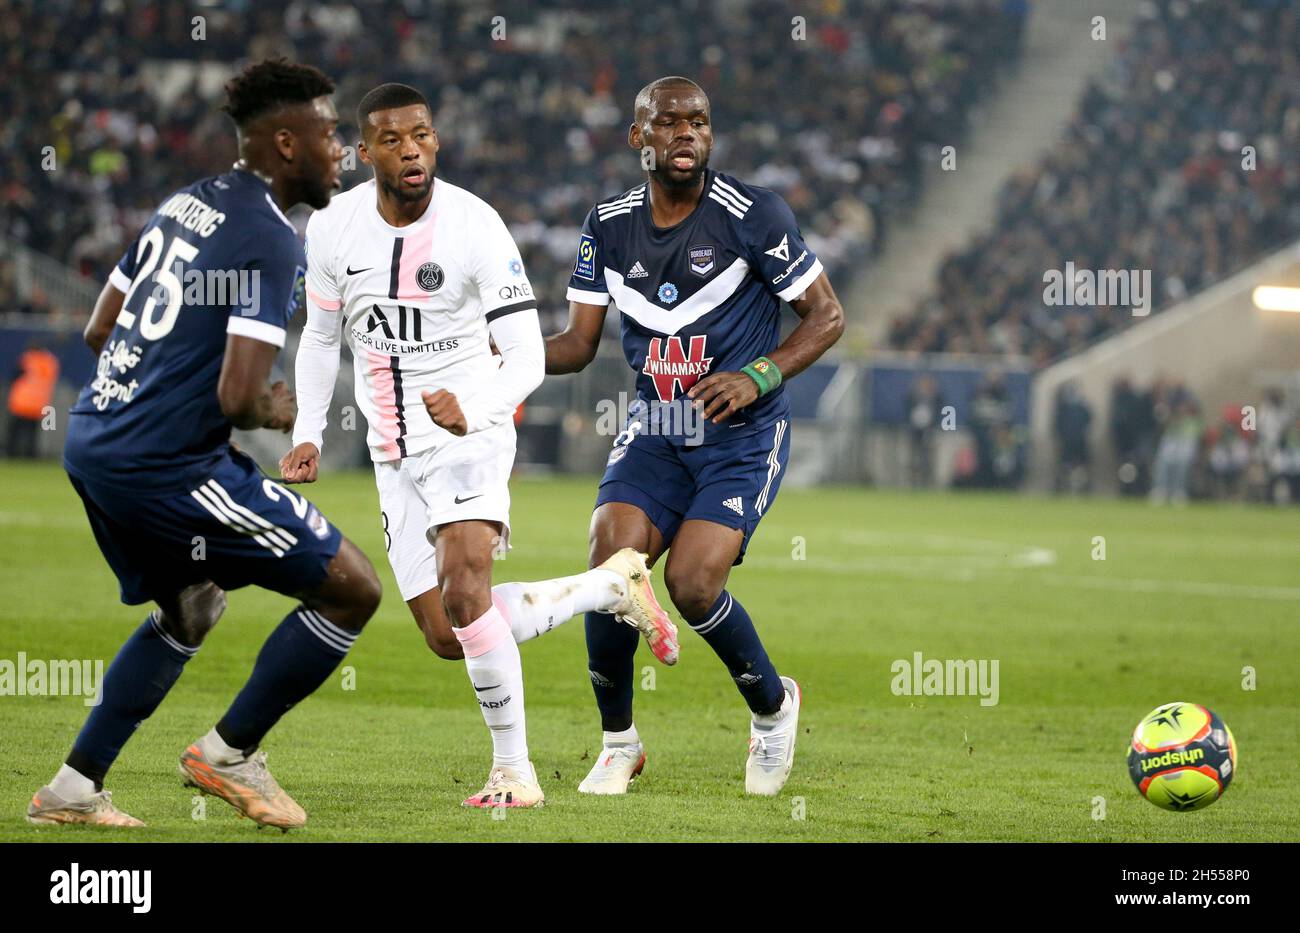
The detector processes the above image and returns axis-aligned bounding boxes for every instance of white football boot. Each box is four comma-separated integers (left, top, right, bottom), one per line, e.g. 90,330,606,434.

27,786,145,828
598,548,679,666
462,761,545,808
745,676,802,796
577,744,647,795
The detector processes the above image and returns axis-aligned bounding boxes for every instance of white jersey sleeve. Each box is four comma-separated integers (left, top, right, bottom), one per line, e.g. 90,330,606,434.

292,210,344,451
457,207,543,434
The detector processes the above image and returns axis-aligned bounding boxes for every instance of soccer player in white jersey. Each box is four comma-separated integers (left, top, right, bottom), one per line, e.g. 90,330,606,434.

279,83,677,809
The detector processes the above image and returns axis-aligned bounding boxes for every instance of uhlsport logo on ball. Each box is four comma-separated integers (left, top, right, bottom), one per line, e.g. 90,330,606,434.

1127,702,1237,812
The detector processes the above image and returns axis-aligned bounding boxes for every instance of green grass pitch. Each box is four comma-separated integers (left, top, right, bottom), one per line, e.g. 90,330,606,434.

1,458,1297,842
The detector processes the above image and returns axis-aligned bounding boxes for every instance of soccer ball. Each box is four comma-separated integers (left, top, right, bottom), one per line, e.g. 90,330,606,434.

1127,702,1236,812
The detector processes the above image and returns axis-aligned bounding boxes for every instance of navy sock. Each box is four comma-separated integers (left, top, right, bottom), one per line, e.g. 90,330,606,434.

685,591,784,715
67,613,197,787
217,607,357,753
584,610,640,732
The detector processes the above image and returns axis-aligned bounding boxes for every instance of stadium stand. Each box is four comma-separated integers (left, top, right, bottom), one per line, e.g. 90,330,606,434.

888,0,1300,366
2,0,1023,332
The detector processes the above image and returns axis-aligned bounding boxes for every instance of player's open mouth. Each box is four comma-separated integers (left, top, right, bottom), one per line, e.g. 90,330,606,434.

669,152,696,170
401,167,427,186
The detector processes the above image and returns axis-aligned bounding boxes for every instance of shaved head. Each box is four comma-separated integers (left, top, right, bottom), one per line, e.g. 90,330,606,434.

634,76,708,124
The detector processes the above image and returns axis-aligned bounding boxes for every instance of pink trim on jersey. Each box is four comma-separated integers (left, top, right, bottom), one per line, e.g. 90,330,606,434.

307,288,341,311
454,605,510,658
396,218,437,300
363,349,402,459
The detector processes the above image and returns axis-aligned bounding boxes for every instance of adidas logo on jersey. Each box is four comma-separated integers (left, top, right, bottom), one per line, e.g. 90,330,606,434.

764,234,790,262
722,496,744,516
627,261,649,279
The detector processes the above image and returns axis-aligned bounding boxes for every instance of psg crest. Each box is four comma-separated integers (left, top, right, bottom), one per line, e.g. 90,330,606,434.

417,261,444,292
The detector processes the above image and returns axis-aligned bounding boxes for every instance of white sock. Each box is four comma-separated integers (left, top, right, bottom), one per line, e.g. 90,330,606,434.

454,605,529,771
603,724,640,748
199,726,246,765
754,689,793,726
49,763,96,800
493,569,625,645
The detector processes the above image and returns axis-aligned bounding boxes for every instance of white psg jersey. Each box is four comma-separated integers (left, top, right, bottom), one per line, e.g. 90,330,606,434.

301,177,537,461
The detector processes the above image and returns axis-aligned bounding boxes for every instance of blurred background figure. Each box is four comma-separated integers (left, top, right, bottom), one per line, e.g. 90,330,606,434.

1205,404,1251,502
1150,393,1202,505
1052,382,1091,493
6,341,58,458
905,373,944,488
1110,376,1155,497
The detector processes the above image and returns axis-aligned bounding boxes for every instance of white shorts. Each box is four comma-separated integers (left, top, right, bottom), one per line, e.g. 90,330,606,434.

373,422,515,601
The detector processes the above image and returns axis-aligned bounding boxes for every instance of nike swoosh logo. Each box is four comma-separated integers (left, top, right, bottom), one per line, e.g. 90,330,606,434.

472,683,502,692
346,266,372,275
454,494,483,504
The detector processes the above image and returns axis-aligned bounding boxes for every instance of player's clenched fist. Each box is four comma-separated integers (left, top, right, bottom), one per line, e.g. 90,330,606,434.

422,388,467,436
688,371,760,423
279,441,321,484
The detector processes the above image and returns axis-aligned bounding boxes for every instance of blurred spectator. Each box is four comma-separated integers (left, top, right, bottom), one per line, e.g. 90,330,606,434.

1270,415,1300,504
905,372,944,487
1205,405,1251,501
1150,395,1203,505
1111,375,1156,496
1053,382,1091,493
1,0,1023,334
890,0,1300,365
967,370,1012,487
6,341,58,458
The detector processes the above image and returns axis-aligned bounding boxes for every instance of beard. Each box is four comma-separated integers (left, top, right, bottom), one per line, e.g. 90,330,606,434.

650,149,709,189
383,170,434,203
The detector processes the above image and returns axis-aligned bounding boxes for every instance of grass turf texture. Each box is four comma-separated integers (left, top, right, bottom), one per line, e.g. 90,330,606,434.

1,459,1297,842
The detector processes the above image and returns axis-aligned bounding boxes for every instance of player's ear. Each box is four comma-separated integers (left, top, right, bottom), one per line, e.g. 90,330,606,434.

273,127,295,163
628,122,642,151
358,139,372,166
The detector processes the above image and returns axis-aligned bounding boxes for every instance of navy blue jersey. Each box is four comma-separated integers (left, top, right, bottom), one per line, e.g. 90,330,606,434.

566,169,822,446
65,170,307,494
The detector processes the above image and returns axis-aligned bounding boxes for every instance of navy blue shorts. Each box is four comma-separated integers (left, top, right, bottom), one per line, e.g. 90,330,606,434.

69,448,343,606
596,417,790,564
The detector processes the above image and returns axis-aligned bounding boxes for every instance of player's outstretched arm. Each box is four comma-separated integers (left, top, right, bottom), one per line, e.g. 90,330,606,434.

83,279,127,356
281,292,342,482
218,334,296,432
544,301,608,374
689,272,845,423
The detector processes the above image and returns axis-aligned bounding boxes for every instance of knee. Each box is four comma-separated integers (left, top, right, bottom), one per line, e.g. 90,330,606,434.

348,570,383,629
159,582,227,647
666,568,723,622
438,579,482,629
423,627,464,661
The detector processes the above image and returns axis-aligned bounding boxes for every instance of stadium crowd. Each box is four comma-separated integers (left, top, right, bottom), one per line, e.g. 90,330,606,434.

1049,377,1300,504
889,0,1300,365
1,0,1025,333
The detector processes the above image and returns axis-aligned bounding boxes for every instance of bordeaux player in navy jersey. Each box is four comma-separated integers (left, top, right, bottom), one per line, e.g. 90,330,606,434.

26,60,382,830
547,77,845,795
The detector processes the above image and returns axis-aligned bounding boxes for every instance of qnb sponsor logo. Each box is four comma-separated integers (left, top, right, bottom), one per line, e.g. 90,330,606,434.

1042,262,1153,316
890,651,1000,707
1139,747,1206,772
0,654,104,707
49,863,151,913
